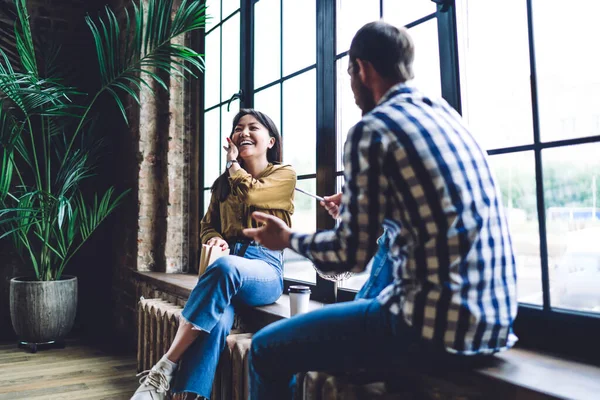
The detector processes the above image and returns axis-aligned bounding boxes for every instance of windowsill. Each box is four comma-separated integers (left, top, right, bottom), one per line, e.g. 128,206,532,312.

475,348,600,400
132,270,325,323
132,270,600,399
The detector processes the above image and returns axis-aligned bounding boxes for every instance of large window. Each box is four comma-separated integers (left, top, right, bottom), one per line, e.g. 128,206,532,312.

202,0,241,215
456,0,600,317
200,0,600,354
454,0,600,356
253,0,318,285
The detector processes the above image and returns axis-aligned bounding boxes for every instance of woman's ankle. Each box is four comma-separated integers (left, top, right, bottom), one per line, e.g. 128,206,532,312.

156,354,178,373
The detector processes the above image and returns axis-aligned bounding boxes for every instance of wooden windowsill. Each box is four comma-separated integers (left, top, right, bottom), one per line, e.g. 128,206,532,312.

132,270,600,400
476,348,600,400
133,270,324,322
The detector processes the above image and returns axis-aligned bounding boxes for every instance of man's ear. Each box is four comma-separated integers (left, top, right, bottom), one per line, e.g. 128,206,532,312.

355,58,373,86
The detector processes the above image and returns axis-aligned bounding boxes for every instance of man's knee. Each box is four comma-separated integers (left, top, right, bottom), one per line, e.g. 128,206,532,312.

250,331,269,375
250,328,266,358
251,325,280,367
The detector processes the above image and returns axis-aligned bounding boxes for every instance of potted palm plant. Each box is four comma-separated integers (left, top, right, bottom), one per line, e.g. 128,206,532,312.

0,0,206,352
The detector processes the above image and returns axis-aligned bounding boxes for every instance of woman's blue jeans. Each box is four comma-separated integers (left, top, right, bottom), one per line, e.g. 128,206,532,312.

171,242,284,398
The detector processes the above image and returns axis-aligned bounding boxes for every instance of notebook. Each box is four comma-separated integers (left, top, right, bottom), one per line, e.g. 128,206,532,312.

198,244,230,276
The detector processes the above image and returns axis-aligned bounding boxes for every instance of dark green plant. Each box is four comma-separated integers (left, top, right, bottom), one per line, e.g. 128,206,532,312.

0,0,206,280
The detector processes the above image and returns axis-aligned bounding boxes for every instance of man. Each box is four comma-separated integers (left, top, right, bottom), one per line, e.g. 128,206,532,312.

244,21,518,399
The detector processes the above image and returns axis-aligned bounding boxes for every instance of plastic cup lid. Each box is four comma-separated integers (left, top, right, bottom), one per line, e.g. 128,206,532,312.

288,285,311,294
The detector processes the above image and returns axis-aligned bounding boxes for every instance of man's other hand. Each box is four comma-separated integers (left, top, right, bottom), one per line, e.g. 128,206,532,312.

243,212,292,250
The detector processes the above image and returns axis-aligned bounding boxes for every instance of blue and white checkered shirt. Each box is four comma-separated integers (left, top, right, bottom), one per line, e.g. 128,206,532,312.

290,83,518,355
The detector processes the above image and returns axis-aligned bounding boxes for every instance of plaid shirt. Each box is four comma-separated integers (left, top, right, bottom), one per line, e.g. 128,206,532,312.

290,83,518,355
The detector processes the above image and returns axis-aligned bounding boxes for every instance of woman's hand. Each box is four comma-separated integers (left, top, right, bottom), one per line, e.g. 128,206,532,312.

320,193,342,219
223,137,238,161
207,237,229,250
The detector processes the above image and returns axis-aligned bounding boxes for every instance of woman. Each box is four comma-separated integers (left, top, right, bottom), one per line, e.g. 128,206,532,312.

131,109,296,400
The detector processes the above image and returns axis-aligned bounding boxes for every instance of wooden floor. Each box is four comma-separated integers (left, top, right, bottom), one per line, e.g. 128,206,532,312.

0,340,139,400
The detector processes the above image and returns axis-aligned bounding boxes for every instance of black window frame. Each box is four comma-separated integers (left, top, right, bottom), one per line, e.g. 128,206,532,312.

197,0,600,362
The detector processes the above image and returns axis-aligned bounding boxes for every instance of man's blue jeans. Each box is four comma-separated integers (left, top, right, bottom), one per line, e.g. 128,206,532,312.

249,231,437,399
171,242,284,398
249,299,428,399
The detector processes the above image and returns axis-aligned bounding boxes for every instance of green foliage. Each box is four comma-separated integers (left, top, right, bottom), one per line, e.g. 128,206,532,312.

0,0,206,280
543,162,599,209
494,161,600,217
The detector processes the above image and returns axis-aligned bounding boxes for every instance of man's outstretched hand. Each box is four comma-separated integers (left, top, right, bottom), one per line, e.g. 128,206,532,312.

243,212,292,250
320,192,342,219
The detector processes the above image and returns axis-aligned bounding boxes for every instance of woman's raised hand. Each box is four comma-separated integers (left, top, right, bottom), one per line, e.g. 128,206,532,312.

223,137,239,161
207,237,229,250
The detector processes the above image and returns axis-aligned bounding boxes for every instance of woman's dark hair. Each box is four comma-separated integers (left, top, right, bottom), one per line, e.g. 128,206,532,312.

210,109,282,201
349,21,414,82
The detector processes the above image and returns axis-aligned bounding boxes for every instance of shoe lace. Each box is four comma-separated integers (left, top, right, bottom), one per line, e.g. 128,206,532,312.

136,368,171,393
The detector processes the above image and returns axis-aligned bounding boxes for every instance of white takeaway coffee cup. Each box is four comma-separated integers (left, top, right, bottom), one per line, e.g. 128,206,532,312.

288,285,311,316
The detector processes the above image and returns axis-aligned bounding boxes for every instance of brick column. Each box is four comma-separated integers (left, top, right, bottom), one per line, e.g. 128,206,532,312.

137,67,170,272
137,0,194,274
165,17,191,274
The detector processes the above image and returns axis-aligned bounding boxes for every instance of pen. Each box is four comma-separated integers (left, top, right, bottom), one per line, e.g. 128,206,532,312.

294,187,325,202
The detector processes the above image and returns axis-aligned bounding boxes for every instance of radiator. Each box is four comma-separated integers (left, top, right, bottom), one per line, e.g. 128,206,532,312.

137,298,183,372
137,298,253,400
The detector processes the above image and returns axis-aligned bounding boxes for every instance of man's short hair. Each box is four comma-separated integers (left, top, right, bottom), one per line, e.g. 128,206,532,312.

349,21,414,82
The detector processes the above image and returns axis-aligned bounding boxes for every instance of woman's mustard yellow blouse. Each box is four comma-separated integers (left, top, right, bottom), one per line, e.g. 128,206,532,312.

200,163,296,244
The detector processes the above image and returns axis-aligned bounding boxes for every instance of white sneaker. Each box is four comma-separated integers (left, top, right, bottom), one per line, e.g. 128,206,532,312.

131,358,177,400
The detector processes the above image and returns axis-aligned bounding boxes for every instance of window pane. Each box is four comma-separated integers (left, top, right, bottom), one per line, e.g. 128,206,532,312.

544,144,600,313
336,174,344,195
222,0,240,20
285,178,317,284
408,19,442,101
382,0,436,28
456,0,533,150
204,108,221,186
204,31,221,108
254,84,281,133
284,249,317,284
221,13,240,103
221,101,239,151
338,270,369,292
205,0,221,31
254,0,281,88
293,179,318,234
282,0,316,75
336,0,379,54
534,0,600,142
282,70,316,175
488,152,542,305
336,56,362,170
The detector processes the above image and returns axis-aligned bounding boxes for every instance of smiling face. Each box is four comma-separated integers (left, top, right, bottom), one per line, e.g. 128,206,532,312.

230,114,275,163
